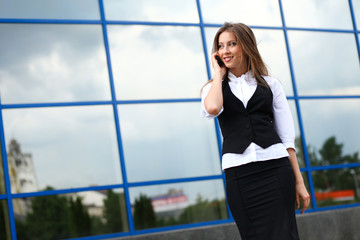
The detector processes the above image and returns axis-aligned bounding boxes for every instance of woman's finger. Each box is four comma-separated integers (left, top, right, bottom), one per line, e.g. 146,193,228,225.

300,195,310,214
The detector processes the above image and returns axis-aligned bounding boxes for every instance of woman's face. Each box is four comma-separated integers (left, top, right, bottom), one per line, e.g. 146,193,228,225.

218,31,247,77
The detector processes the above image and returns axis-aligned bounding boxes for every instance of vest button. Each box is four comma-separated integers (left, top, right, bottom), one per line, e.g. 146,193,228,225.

246,124,250,129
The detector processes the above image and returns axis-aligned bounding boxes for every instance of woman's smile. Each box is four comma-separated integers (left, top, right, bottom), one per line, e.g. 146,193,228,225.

223,56,233,62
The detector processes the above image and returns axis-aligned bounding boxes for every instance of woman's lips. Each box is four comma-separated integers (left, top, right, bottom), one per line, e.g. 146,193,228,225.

223,56,233,62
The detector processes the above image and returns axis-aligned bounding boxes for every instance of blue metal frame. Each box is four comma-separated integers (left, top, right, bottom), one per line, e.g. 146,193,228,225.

0,95,18,238
195,0,233,222
97,0,135,233
277,0,318,210
348,0,360,63
1,0,360,239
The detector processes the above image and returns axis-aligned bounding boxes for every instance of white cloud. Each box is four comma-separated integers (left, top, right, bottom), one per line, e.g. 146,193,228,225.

108,25,208,100
300,99,360,155
118,102,221,182
0,24,111,104
3,106,122,191
288,31,360,95
199,0,282,26
281,0,353,29
104,0,199,22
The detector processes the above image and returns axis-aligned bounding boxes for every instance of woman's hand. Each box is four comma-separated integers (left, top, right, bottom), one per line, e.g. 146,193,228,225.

211,52,226,80
203,52,226,115
296,182,310,214
286,148,310,214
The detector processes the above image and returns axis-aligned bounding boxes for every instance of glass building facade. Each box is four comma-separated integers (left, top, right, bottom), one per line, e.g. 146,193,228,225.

0,0,359,239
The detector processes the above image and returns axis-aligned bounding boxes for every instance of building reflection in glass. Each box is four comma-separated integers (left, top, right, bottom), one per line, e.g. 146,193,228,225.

130,180,228,230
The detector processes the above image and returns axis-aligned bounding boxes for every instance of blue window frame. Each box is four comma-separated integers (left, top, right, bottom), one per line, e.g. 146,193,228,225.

0,0,360,239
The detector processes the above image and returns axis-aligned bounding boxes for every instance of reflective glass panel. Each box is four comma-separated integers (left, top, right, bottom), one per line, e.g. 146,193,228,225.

300,99,360,166
288,100,305,167
108,25,208,100
288,31,360,95
312,167,360,208
130,180,227,230
0,142,5,194
282,0,353,29
2,105,122,192
0,24,111,104
354,0,360,26
0,200,10,240
0,0,100,19
253,29,293,96
14,189,128,239
104,0,199,22
118,102,221,182
199,0,282,26
205,27,293,96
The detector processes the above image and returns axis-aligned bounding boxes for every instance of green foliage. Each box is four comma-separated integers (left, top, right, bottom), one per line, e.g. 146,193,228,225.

89,215,106,235
309,136,360,190
308,136,360,207
12,186,228,237
316,197,356,208
14,219,29,240
69,196,91,237
177,195,227,224
0,204,5,239
132,192,227,230
103,189,124,232
0,200,10,240
310,136,360,167
14,188,127,239
25,188,71,239
133,194,156,230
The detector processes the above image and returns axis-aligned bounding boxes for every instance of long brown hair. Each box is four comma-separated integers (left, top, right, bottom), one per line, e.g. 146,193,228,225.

202,22,269,92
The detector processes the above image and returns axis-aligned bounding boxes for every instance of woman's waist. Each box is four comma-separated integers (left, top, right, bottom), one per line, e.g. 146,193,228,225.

221,142,288,170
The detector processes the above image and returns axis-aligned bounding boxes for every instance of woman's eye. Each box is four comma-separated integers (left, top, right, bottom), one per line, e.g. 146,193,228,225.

218,45,224,49
230,42,237,46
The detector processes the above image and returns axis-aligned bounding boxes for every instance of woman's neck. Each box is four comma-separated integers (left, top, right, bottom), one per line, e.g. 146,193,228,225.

229,65,247,78
230,69,247,78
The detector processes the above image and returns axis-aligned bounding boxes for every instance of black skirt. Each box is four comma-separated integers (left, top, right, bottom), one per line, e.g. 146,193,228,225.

225,157,300,240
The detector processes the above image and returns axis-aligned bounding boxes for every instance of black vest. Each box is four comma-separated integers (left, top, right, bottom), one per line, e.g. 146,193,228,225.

217,79,282,155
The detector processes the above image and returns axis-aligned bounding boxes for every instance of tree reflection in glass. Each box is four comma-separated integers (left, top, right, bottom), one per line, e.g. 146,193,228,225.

309,136,360,207
0,200,11,240
300,99,360,165
130,180,228,230
13,189,128,239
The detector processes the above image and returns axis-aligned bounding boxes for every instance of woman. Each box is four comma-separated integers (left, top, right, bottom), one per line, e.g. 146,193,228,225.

201,22,310,240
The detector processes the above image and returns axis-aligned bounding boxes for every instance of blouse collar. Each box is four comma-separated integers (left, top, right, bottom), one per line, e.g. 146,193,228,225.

228,71,255,84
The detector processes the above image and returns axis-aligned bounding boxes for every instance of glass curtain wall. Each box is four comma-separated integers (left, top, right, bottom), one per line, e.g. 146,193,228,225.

0,0,359,239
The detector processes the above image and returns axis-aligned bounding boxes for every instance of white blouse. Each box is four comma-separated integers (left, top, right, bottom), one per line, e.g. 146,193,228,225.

201,71,296,171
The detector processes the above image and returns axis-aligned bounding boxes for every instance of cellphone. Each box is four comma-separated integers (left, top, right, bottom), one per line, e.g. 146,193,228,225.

215,56,224,67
